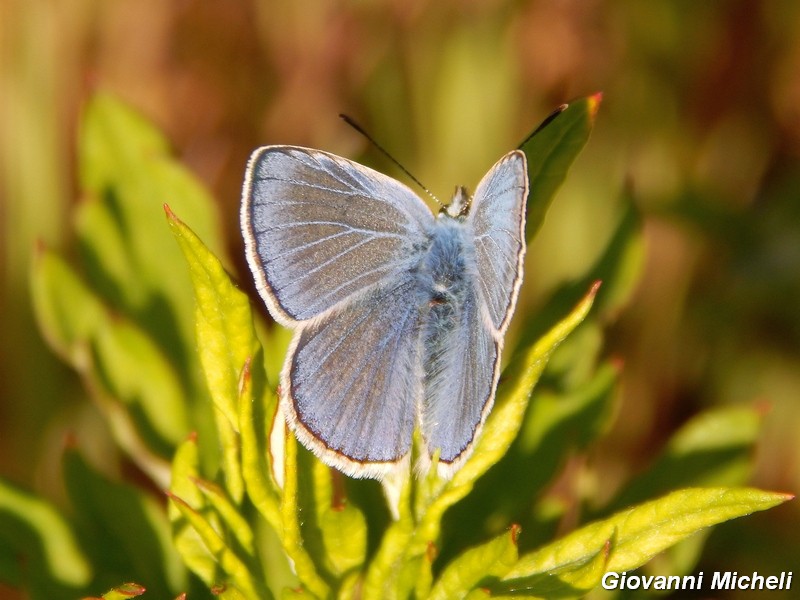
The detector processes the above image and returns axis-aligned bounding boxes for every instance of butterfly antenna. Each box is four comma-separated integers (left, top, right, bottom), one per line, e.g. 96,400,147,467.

339,114,442,207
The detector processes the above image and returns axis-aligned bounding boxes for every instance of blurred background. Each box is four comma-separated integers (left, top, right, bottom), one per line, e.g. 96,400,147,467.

1,0,799,597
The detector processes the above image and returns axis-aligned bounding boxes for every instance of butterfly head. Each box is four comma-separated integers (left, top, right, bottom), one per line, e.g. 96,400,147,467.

442,186,471,219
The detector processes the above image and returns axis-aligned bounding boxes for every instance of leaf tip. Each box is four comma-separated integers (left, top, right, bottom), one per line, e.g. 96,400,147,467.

753,398,773,417
610,355,626,373
165,490,189,508
116,582,147,597
588,92,604,118
63,431,79,450
238,356,253,396
426,540,439,563
510,523,521,545
33,238,47,258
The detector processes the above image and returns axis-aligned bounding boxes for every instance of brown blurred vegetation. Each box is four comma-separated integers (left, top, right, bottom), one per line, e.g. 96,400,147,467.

2,1,799,596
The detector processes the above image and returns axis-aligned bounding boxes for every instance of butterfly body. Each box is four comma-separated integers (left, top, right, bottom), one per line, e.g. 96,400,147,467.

242,146,527,479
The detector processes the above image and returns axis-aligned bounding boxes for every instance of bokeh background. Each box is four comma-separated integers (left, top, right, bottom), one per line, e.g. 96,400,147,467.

2,0,799,597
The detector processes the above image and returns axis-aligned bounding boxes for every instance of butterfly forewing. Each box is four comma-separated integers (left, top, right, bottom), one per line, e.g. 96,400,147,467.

469,150,528,332
242,146,434,324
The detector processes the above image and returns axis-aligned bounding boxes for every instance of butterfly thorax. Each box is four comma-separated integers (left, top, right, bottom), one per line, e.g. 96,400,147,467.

419,217,474,308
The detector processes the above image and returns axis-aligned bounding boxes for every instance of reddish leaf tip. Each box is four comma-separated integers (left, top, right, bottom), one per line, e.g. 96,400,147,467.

63,431,79,450
238,357,253,395
509,523,522,545
426,540,439,562
588,92,604,118
610,355,626,372
165,491,189,508
753,398,773,417
116,582,146,597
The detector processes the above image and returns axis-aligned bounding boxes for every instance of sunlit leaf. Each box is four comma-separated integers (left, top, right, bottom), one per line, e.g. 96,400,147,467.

520,93,602,240
604,406,763,514
281,433,330,598
166,205,256,501
429,526,519,600
169,434,217,588
237,354,282,532
76,92,222,383
440,361,618,559
495,487,792,595
167,494,269,599
412,282,601,550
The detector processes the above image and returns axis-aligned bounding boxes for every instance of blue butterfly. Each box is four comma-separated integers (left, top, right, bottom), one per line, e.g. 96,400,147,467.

241,146,527,479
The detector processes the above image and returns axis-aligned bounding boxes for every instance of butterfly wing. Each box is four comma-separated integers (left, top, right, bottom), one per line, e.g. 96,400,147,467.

470,150,528,332
420,281,500,474
241,145,435,478
241,146,434,324
284,276,423,479
420,151,527,476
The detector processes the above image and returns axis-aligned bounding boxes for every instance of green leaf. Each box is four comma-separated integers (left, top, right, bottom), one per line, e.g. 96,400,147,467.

595,406,765,580
76,92,222,387
490,540,609,599
412,282,601,550
78,92,169,193
429,526,519,600
440,361,618,559
166,205,257,501
0,476,92,592
166,205,256,431
169,434,218,588
307,459,368,579
280,434,331,598
30,246,106,366
95,582,147,599
31,247,174,486
167,494,269,599
494,487,792,595
192,478,255,558
238,353,282,533
604,406,763,514
361,474,415,600
63,448,185,596
91,315,190,452
520,93,602,241
517,197,643,352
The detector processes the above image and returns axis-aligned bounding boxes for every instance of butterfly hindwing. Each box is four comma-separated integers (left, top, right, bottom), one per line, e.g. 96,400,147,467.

284,275,423,478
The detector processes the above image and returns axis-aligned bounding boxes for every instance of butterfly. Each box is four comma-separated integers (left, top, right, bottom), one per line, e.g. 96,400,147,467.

241,145,527,479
